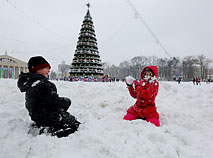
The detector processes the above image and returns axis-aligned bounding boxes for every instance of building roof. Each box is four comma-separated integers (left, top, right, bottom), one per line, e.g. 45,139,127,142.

192,64,200,67
0,53,27,67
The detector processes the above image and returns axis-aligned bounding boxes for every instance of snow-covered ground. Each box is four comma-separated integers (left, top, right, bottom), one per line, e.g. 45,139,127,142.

0,79,213,158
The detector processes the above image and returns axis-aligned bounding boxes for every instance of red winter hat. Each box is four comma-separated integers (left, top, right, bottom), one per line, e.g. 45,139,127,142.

28,56,51,72
141,66,158,78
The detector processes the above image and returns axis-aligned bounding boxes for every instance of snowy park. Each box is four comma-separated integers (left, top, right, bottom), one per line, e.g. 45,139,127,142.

0,79,213,158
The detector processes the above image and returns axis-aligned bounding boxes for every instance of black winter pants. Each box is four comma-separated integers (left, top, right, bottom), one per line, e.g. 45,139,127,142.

33,111,80,138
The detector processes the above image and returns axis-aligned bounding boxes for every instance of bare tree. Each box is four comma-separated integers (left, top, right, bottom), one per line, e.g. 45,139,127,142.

102,55,213,81
197,55,211,80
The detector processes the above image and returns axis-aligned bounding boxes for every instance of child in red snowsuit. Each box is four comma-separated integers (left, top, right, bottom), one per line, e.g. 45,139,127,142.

123,66,160,127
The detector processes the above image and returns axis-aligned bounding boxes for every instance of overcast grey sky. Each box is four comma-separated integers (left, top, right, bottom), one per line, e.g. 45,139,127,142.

0,0,213,71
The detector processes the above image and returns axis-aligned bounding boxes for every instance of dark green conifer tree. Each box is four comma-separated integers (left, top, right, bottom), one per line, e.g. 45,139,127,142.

70,4,103,78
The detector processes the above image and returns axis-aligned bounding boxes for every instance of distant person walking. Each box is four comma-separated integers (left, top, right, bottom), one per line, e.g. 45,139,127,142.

177,77,181,84
207,79,211,84
195,77,199,85
198,78,201,85
193,78,196,85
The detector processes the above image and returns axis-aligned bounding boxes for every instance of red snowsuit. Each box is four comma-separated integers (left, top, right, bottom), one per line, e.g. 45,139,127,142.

124,66,160,126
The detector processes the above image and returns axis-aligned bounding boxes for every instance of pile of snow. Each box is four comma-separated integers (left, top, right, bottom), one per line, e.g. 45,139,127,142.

0,79,213,158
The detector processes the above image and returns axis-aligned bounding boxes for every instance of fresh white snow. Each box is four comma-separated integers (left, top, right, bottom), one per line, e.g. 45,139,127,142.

0,79,213,158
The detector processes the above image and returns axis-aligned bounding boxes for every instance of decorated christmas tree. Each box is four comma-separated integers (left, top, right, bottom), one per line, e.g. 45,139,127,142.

70,3,103,78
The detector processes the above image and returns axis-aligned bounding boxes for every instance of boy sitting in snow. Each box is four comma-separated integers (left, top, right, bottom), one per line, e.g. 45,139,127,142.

123,66,160,127
17,56,80,137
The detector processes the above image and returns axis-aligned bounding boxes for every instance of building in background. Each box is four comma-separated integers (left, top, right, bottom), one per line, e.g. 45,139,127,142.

192,63,201,79
70,4,103,77
57,60,71,79
0,52,28,79
208,63,213,79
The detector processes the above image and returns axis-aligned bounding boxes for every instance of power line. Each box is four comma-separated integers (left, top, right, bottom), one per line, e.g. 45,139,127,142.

0,44,73,54
5,0,73,44
126,0,172,58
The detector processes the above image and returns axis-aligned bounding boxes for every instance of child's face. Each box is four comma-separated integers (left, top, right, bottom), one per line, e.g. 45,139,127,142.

36,67,50,78
144,70,154,77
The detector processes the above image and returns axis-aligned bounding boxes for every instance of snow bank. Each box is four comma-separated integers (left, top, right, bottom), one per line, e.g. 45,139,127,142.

0,79,213,158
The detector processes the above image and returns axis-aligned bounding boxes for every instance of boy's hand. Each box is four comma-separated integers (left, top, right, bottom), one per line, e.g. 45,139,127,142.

62,97,71,111
125,76,135,87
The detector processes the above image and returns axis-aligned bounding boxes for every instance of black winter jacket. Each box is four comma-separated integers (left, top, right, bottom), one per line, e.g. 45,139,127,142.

17,72,71,127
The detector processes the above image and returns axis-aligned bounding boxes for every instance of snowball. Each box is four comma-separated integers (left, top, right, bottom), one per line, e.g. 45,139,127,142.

125,76,135,85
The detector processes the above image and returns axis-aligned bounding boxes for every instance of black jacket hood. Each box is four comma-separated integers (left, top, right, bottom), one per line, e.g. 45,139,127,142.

17,72,46,92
